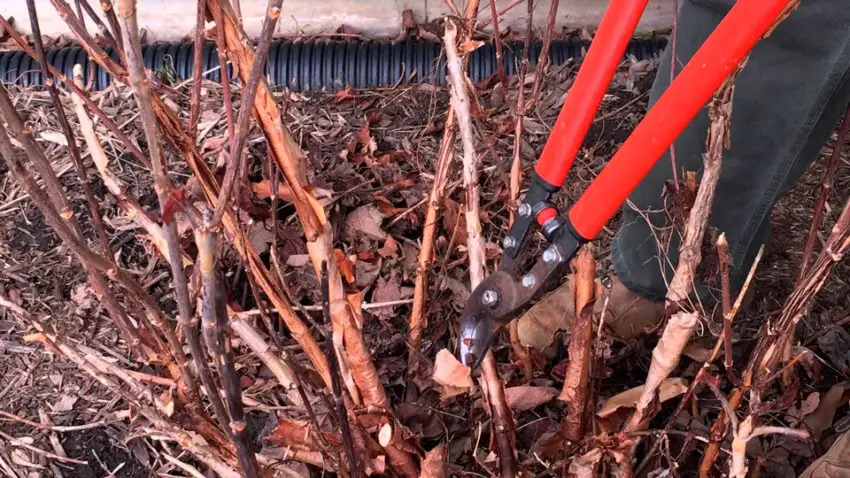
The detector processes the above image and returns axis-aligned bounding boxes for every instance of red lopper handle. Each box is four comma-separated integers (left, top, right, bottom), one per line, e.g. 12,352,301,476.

568,0,797,240
534,0,649,189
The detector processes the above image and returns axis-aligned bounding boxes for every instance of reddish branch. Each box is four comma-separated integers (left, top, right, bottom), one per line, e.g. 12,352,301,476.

210,0,283,226
488,0,508,91
188,0,209,138
798,105,850,280
528,0,559,109
211,1,235,136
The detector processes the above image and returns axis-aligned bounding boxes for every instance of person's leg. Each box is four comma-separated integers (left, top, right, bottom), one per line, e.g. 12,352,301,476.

611,0,850,302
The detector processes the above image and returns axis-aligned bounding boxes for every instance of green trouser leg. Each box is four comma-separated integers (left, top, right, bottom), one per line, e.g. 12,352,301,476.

611,0,850,301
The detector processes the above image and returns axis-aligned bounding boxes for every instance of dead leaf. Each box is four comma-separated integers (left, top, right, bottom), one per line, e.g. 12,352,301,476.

442,198,467,247
51,394,78,413
344,205,388,240
432,349,472,400
248,221,274,255
804,383,849,438
516,276,575,353
378,236,399,258
355,259,382,288
568,448,603,478
335,249,356,284
355,122,377,155
682,343,723,363
70,283,95,311
371,273,412,320
420,443,447,478
286,254,311,267
597,378,689,418
335,86,357,103
504,386,559,411
459,39,484,55
788,392,821,426
38,130,68,146
250,179,295,202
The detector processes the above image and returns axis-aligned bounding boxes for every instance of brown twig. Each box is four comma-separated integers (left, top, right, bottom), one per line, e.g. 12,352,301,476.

445,16,517,477
408,111,456,364
197,212,260,478
321,262,360,477
118,0,207,411
798,105,850,280
506,0,535,382
76,0,121,53
49,0,124,78
488,0,508,92
99,0,124,52
717,233,734,374
189,0,209,139
211,2,235,138
661,245,763,437
528,0,559,110
211,0,283,227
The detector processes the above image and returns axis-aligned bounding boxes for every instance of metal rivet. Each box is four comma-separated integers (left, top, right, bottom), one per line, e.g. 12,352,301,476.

518,203,532,217
502,236,516,249
521,274,536,288
543,248,558,263
481,290,499,306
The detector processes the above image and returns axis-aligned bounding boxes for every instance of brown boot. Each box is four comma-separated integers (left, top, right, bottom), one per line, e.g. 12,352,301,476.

596,276,666,341
800,432,850,478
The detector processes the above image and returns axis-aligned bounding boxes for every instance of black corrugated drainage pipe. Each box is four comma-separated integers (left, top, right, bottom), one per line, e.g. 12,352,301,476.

0,38,666,92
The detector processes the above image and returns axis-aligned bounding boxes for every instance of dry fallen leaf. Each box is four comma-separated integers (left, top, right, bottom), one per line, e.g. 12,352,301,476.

378,236,399,258
250,179,295,202
432,349,472,400
344,205,388,241
334,86,357,103
38,130,69,146
334,249,357,284
51,394,78,413
248,221,274,255
420,443,447,478
788,392,821,426
504,386,559,411
568,448,603,478
597,378,689,418
804,382,849,438
70,283,95,312
516,276,575,353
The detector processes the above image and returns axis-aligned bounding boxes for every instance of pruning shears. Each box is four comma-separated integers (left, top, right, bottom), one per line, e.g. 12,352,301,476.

457,0,799,369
